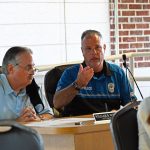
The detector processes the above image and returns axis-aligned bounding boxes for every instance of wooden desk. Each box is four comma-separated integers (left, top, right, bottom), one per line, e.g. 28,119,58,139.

30,116,114,150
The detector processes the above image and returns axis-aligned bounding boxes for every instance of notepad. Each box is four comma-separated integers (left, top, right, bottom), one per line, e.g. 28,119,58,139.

25,117,94,127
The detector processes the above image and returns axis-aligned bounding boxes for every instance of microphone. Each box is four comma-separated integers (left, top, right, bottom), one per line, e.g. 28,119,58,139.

122,54,127,68
122,54,144,100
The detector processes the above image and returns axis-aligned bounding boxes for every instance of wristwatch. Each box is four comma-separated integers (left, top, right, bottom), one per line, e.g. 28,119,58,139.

72,81,81,91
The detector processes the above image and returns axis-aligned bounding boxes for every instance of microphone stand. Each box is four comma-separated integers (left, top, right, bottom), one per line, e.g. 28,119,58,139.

122,54,144,100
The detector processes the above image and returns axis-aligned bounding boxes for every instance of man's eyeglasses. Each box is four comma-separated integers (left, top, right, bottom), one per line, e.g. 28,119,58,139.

14,64,39,73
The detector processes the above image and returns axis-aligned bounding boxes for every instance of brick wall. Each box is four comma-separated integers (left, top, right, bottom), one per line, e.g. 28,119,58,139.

109,0,150,67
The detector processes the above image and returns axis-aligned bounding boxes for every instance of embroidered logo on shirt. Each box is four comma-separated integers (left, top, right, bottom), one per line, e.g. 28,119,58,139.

108,83,115,93
83,86,92,90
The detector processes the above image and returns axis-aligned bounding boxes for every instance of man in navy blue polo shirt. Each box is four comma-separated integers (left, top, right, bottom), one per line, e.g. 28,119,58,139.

53,29,137,117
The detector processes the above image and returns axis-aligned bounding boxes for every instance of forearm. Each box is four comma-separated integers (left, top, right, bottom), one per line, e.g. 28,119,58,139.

53,84,79,109
53,65,94,109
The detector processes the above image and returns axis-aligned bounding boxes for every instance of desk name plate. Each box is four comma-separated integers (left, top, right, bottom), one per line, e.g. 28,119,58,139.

93,112,115,122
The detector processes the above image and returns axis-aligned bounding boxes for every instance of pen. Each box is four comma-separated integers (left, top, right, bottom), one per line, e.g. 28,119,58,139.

75,122,83,125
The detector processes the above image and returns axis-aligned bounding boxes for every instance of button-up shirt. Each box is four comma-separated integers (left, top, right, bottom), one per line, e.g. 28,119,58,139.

0,74,53,120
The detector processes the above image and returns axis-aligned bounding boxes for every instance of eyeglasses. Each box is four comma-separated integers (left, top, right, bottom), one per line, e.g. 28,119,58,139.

14,63,39,73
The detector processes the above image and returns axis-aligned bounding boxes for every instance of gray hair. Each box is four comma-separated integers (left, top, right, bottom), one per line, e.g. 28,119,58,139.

2,46,33,74
81,29,103,41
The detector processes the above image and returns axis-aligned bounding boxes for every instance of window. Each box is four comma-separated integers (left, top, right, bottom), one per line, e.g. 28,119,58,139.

0,0,110,66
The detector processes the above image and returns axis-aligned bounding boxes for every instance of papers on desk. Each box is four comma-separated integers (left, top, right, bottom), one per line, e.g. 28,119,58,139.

94,120,110,124
26,117,94,127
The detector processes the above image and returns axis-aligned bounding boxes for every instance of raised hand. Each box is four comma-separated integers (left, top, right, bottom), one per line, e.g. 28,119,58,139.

76,64,94,88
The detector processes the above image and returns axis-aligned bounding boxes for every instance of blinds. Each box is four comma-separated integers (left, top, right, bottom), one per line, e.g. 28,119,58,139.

0,0,110,65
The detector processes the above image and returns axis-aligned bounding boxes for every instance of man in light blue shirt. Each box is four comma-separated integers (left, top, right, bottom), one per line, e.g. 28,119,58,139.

0,46,53,122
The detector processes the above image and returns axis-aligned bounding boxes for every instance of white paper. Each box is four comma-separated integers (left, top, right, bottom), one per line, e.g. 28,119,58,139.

25,117,94,127
94,120,110,124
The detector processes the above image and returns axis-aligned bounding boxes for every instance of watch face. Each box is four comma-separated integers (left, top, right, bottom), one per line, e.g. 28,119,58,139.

72,82,80,91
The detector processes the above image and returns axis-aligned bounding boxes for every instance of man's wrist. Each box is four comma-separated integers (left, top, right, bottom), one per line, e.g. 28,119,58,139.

72,81,81,91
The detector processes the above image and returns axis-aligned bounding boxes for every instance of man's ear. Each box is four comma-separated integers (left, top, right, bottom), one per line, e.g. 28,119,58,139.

81,47,84,57
7,64,14,74
81,47,83,53
103,44,106,51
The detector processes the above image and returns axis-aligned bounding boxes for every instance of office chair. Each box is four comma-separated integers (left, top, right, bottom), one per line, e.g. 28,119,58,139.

0,120,44,150
110,100,141,150
44,64,76,117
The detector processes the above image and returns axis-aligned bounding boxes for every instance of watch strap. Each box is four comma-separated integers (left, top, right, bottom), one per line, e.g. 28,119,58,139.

72,81,81,91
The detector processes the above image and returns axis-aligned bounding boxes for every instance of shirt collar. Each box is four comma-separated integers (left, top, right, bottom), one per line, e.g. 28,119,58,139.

82,60,112,76
0,74,13,94
103,61,112,76
0,74,26,96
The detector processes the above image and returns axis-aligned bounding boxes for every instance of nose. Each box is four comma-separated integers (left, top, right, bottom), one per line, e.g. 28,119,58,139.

93,49,97,54
91,48,98,55
29,67,38,75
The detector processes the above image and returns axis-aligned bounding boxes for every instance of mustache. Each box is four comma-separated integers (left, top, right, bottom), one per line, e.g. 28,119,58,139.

90,57,100,60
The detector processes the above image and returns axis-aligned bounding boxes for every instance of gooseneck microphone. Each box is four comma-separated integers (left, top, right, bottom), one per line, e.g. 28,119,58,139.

122,54,127,68
122,54,144,100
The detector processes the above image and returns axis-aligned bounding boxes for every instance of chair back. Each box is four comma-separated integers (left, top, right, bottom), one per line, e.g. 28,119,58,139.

0,120,44,150
44,64,76,110
110,100,141,150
